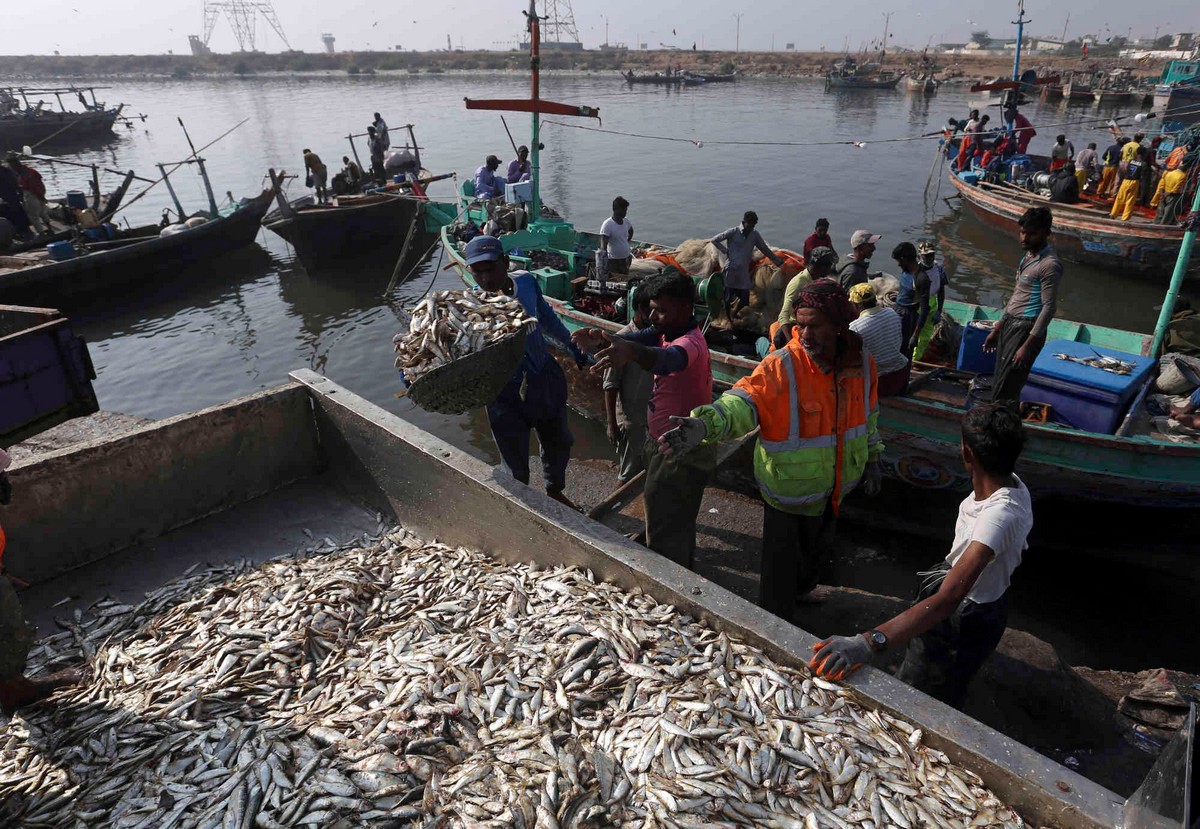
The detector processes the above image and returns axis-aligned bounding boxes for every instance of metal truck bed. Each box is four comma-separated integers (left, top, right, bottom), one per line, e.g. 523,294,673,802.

2,370,1125,829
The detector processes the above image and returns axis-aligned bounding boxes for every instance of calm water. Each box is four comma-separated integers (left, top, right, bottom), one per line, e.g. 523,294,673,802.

28,75,1191,672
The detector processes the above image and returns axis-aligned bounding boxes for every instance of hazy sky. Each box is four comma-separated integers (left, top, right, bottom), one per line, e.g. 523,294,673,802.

10,0,1197,56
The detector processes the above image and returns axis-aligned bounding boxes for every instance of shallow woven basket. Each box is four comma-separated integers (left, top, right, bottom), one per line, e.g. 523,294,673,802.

406,326,530,414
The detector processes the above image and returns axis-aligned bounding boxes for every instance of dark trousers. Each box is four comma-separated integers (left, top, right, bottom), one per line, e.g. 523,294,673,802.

643,439,717,569
991,317,1038,403
760,502,837,619
0,575,35,680
486,361,573,494
896,303,919,360
724,287,750,315
896,565,1009,709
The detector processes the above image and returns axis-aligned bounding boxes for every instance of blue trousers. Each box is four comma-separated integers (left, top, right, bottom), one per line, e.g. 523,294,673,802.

486,361,573,494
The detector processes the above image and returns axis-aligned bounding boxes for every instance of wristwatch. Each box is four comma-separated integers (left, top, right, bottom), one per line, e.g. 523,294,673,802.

865,630,888,653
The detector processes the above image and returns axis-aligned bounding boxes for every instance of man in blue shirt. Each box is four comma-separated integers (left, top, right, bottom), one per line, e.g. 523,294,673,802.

710,211,785,318
474,155,504,200
465,236,588,509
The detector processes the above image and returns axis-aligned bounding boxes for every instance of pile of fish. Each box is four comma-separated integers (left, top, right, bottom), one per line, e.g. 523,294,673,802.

1053,351,1134,375
1,527,1026,828
393,290,536,383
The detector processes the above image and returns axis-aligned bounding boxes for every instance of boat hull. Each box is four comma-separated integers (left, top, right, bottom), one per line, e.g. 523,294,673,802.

904,77,939,93
0,107,121,146
949,174,1193,275
1154,83,1200,123
0,190,275,304
826,74,902,90
442,226,1200,507
263,193,439,264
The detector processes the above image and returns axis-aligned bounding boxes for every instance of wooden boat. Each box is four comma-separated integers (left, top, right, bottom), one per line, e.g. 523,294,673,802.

1093,88,1133,105
1153,59,1200,123
0,86,125,147
622,71,683,86
0,303,97,445
948,165,1195,275
826,57,902,90
0,188,275,304
263,177,456,264
1061,79,1093,101
904,74,939,94
685,72,736,83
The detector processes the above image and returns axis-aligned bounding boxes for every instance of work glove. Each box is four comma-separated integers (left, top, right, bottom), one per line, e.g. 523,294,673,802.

863,461,882,496
658,416,706,457
809,634,873,681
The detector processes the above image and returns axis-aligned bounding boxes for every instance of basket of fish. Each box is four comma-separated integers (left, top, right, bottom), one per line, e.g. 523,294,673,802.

394,290,537,414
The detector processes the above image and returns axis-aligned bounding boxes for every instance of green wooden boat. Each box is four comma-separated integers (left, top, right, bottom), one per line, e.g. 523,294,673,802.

435,0,1200,509
440,213,1200,507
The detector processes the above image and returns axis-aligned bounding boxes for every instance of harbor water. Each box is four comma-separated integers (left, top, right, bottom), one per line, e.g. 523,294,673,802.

25,74,1197,673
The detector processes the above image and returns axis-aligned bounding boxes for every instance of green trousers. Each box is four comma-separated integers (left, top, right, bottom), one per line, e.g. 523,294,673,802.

642,439,718,569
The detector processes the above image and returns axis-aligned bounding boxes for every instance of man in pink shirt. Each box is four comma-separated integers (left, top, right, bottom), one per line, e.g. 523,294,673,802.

573,270,715,567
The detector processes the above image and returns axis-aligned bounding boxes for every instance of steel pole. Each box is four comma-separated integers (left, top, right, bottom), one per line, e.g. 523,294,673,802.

1150,185,1200,356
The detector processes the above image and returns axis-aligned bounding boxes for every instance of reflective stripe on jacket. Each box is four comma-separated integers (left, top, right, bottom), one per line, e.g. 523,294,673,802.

694,332,882,517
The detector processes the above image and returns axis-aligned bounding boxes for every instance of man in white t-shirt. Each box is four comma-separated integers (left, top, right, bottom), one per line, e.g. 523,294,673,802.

598,196,634,280
809,403,1032,708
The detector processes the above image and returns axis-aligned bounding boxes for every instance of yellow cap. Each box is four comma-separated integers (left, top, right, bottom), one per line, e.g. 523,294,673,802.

848,283,875,304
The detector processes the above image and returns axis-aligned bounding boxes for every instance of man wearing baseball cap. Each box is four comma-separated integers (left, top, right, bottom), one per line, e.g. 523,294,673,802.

464,236,588,509
837,230,883,291
473,154,505,200
0,448,80,712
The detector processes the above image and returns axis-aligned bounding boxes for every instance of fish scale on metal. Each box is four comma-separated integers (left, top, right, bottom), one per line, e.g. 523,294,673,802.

0,525,1025,828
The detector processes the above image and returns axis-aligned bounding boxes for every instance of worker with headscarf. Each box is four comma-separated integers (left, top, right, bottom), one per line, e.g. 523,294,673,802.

658,281,882,620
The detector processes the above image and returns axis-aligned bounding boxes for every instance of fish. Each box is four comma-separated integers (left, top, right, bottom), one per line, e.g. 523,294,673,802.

1,525,1021,828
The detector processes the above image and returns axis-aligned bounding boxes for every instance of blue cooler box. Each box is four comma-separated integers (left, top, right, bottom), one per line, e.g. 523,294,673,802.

1019,339,1155,434
957,320,998,374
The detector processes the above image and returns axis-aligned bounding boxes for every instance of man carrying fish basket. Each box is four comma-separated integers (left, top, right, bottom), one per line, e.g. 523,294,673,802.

655,280,883,618
464,236,589,510
809,404,1032,710
0,448,79,712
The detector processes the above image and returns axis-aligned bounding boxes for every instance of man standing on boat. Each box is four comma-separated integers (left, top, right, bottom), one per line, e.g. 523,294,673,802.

464,236,588,510
1074,142,1100,193
302,149,328,204
657,280,881,617
367,127,386,183
1048,134,1074,171
598,196,634,281
803,218,837,260
573,271,716,568
4,155,49,238
507,145,531,184
891,242,932,361
984,207,1062,402
1005,107,1036,155
372,113,390,151
710,211,786,318
1099,138,1127,197
473,155,505,201
810,404,1031,710
837,230,883,291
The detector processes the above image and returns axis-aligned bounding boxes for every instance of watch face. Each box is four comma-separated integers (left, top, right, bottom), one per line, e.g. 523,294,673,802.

870,631,887,649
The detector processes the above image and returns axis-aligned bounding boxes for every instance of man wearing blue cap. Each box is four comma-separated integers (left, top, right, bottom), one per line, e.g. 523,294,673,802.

464,235,588,509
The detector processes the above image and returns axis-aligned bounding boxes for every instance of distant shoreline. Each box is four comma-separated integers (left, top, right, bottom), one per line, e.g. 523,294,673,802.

0,50,1171,85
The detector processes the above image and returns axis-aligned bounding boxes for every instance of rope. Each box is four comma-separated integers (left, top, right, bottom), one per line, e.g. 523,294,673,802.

542,101,1200,150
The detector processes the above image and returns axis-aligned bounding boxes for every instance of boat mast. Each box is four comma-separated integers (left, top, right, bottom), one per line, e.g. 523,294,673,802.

528,0,543,223
1011,0,1028,81
1150,189,1200,355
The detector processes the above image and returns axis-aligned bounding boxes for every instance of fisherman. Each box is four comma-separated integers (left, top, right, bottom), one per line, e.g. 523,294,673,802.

1141,136,1164,208
709,211,785,319
983,207,1062,402
849,283,909,396
836,229,882,291
1049,162,1080,205
372,112,390,151
341,155,362,189
572,271,716,568
0,162,33,240
1099,137,1127,197
1120,132,1145,164
302,149,328,204
955,109,980,171
463,236,588,510
1110,146,1148,221
1074,141,1100,193
1005,107,1036,155
602,287,654,483
4,154,49,238
917,239,949,325
810,404,1031,709
802,218,837,260
891,242,931,361
775,246,838,348
506,145,531,184
658,280,882,617
473,155,504,200
367,126,386,183
1152,157,1189,225
1048,134,1074,171
598,196,634,281
0,448,81,713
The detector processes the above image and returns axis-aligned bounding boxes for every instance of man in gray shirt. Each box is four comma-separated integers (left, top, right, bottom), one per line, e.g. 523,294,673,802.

837,229,883,290
984,207,1062,402
710,211,784,318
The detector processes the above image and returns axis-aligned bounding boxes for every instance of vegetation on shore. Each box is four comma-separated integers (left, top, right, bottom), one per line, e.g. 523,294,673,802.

0,49,1169,82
